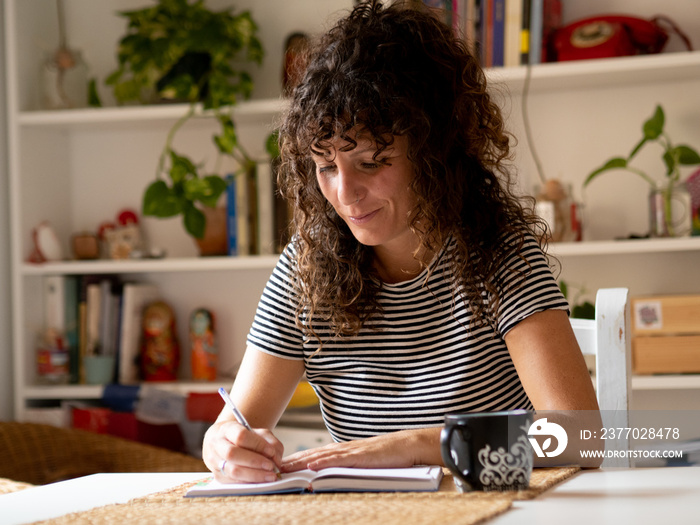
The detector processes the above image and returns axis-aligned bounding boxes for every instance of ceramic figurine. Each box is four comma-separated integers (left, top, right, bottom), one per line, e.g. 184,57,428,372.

190,308,217,381
282,32,309,96
140,301,179,381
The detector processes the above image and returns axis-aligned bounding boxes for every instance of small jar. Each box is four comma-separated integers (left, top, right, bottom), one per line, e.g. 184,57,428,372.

648,182,692,237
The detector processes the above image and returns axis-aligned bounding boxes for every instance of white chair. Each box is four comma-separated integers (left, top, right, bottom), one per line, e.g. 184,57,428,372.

570,287,632,467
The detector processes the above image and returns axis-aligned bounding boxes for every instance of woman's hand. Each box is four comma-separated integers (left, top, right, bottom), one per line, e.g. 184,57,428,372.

202,418,284,483
281,427,443,472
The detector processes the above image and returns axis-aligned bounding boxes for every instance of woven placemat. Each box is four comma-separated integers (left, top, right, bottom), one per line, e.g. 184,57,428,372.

36,467,579,525
0,477,35,495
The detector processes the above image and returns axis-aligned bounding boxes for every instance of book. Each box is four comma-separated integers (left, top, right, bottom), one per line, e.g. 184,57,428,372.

256,160,275,255
503,0,522,67
84,280,103,357
226,170,256,256
117,283,160,384
225,174,238,255
519,0,531,64
185,465,444,497
491,0,505,67
64,276,80,383
43,275,66,334
528,0,543,65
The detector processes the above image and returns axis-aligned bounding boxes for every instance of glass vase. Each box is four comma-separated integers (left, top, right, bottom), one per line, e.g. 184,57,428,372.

648,182,692,237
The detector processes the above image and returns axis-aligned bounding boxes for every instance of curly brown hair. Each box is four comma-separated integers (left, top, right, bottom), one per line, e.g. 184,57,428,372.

278,0,543,344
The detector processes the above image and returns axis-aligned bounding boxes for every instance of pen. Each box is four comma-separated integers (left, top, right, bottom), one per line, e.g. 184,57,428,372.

218,387,281,478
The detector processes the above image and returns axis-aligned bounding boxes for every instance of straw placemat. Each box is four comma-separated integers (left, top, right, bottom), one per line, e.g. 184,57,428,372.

35,467,579,525
0,477,34,495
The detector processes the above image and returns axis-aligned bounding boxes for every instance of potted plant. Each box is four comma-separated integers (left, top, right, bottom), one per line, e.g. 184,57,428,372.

105,0,263,247
584,104,700,237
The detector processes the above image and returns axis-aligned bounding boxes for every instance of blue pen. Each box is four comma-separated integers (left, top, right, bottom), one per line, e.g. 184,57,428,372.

218,387,281,477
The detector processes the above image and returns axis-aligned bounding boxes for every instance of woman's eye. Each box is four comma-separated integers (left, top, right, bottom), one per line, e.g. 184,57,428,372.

317,165,336,174
360,162,379,170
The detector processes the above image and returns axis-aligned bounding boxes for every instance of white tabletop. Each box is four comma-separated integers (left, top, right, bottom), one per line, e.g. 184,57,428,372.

1,468,698,525
0,472,206,525
490,467,700,525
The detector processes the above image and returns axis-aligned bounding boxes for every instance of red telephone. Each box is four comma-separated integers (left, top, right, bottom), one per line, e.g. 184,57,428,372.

552,15,688,62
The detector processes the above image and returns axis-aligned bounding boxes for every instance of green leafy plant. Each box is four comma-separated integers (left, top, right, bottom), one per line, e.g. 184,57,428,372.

584,104,700,236
106,0,263,239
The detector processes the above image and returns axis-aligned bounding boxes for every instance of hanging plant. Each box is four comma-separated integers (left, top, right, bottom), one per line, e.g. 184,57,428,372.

106,0,264,239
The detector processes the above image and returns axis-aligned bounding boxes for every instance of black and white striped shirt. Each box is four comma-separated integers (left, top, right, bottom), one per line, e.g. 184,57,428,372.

247,235,568,442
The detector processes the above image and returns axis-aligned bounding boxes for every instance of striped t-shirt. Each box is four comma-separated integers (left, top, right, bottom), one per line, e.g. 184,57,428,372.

247,234,568,442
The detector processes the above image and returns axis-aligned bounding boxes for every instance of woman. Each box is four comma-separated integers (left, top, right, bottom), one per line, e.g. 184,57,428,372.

203,0,599,483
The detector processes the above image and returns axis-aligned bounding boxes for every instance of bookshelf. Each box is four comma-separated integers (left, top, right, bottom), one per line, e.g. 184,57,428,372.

4,0,700,422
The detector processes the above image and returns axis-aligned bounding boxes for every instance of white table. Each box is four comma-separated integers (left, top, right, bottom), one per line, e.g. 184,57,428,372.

1,468,698,525
490,467,700,524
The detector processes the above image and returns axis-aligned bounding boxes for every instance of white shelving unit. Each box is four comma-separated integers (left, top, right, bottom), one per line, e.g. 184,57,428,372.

5,0,700,420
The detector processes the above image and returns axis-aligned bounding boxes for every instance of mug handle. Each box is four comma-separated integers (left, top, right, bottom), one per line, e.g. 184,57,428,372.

440,424,473,491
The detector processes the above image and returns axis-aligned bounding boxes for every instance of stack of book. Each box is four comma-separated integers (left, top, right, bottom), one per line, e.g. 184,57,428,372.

42,274,161,386
226,159,293,257
420,0,562,67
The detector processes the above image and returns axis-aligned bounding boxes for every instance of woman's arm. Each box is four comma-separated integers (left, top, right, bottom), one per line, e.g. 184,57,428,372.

281,427,443,472
202,346,305,482
504,308,598,411
505,308,604,467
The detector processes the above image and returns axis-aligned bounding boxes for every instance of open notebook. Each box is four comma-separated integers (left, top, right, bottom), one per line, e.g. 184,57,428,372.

185,465,444,497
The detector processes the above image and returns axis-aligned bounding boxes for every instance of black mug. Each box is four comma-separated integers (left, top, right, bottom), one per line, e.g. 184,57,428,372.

441,410,534,492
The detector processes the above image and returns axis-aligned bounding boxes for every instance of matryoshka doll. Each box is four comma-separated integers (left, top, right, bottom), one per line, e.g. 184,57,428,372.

140,301,180,381
190,308,217,381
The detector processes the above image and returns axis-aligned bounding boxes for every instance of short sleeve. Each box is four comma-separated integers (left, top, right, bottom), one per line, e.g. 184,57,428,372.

494,234,569,336
246,244,306,360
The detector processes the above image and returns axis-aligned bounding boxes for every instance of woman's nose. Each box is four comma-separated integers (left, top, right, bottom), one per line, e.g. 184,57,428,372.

336,167,364,206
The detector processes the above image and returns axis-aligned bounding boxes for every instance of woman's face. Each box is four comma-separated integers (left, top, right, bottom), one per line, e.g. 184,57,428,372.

312,131,418,251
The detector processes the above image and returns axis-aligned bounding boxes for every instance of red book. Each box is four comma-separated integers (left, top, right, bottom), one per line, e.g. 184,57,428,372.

186,392,223,423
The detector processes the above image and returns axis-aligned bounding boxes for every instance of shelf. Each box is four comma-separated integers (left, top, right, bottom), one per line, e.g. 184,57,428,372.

16,98,288,130
632,375,700,391
24,375,700,399
15,52,700,131
487,50,700,93
549,237,700,257
20,255,280,276
23,380,233,400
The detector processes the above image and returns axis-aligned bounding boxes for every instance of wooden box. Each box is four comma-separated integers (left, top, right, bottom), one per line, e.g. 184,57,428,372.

631,295,700,375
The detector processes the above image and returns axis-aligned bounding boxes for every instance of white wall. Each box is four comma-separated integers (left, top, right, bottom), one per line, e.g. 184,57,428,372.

506,1,700,240
0,0,13,420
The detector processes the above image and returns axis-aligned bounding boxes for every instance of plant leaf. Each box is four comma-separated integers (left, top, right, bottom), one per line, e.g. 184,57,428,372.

183,175,226,206
142,180,182,217
169,150,197,183
663,150,675,176
675,145,700,165
583,157,627,187
213,115,237,155
265,130,280,158
643,105,664,140
183,203,206,239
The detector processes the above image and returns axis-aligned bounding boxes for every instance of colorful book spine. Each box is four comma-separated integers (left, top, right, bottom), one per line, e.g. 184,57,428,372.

64,276,80,383
256,160,275,255
226,174,238,256
528,0,543,65
491,0,505,67
520,0,531,64
504,0,523,67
